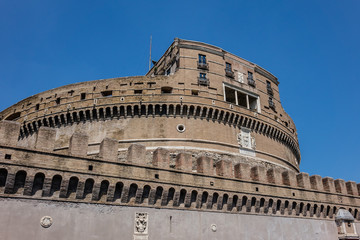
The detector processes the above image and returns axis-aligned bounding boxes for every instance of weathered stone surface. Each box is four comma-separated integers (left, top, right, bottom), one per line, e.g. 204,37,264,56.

68,133,89,156
0,121,20,146
152,148,169,168
35,127,56,151
196,156,213,175
99,138,118,161
175,153,192,171
127,144,146,164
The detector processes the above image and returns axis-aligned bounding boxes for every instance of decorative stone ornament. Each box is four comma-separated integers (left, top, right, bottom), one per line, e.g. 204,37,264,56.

40,216,53,228
237,127,256,150
176,124,186,133
134,212,148,240
211,224,217,232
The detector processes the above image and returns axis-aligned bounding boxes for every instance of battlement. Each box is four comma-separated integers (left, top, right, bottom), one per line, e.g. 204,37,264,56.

0,120,359,221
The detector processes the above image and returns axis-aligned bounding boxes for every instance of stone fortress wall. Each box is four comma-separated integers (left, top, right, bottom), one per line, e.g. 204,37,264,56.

0,120,359,239
0,38,357,239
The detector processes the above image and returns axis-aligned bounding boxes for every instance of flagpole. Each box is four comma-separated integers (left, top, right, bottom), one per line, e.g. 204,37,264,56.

149,35,152,71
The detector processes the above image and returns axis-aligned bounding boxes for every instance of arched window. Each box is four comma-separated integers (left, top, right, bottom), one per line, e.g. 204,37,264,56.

119,106,125,117
13,170,27,194
190,190,198,207
167,188,175,205
113,182,123,201
0,168,8,187
67,177,79,197
83,178,94,198
179,189,187,206
134,105,140,116
212,192,219,209
148,105,153,115
142,185,151,204
99,180,109,201
201,191,208,209
154,186,163,205
126,106,132,116
50,175,62,196
128,183,138,202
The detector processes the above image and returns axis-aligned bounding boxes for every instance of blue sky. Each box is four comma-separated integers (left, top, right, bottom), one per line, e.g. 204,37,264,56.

1,0,359,182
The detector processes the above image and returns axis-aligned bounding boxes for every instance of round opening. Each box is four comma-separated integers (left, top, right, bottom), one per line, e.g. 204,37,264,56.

177,124,186,133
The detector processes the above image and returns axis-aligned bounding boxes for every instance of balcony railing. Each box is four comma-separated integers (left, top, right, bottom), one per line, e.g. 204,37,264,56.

225,69,234,78
248,78,256,87
198,77,209,86
197,61,209,70
267,87,274,96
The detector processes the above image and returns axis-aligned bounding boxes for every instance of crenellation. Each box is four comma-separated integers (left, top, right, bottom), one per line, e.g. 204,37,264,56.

334,179,347,194
0,120,20,146
296,172,311,189
282,170,297,186
126,143,146,164
196,156,214,175
323,177,336,193
175,153,192,171
69,133,89,157
216,160,233,178
310,175,324,191
99,138,118,161
152,148,170,168
35,127,56,151
234,163,251,180
346,181,359,196
266,168,282,185
250,166,266,182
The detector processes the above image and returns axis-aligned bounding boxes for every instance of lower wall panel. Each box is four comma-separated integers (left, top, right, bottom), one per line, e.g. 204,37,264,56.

0,198,340,240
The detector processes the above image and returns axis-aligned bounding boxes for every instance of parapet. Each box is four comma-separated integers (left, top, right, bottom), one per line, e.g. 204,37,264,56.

0,120,359,209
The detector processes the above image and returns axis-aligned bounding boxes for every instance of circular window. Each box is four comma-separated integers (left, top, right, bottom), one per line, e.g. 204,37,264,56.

176,124,186,133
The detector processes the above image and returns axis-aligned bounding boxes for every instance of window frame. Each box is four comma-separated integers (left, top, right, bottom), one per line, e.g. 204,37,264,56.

223,83,261,113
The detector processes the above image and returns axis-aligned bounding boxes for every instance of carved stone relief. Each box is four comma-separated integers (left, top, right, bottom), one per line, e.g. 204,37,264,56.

134,212,148,240
40,216,53,228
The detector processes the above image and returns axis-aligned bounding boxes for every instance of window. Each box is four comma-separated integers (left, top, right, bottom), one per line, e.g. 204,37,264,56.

35,104,40,111
269,97,275,110
191,90,199,95
266,81,273,96
101,91,112,97
161,87,172,94
199,54,206,64
81,93,86,100
223,84,260,112
56,98,61,105
248,72,255,87
134,90,143,94
226,62,232,71
165,67,171,76
225,62,234,78
198,73,209,86
198,54,208,70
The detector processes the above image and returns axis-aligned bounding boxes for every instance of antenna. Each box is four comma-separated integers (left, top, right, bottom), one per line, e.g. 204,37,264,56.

149,35,152,71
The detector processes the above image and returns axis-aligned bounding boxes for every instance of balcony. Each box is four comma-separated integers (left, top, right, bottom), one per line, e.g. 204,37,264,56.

267,87,274,96
269,100,276,110
197,61,209,70
198,77,209,86
225,69,234,78
248,78,256,87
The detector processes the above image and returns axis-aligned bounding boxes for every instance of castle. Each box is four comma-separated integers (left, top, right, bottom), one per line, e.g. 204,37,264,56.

0,38,358,239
